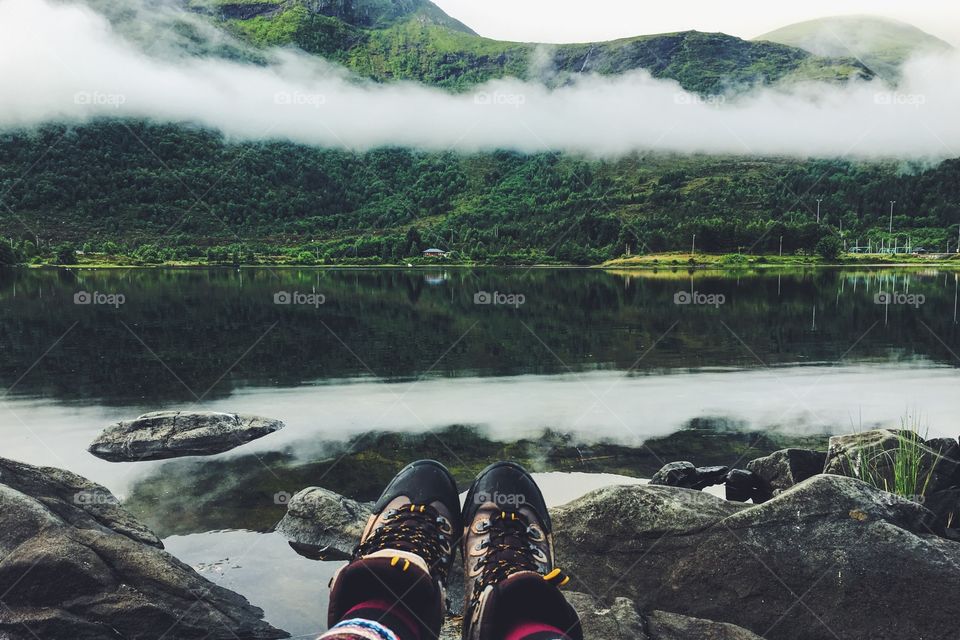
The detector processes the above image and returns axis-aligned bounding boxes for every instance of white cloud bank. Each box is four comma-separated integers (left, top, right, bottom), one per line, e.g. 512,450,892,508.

1,0,959,158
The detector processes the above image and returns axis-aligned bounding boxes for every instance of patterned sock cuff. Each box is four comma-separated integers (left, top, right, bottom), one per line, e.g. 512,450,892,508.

318,618,400,640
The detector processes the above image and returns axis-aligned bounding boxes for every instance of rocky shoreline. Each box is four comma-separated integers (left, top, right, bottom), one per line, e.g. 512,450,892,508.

2,428,959,639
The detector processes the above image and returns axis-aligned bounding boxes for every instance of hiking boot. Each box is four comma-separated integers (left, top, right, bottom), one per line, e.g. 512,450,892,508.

461,462,583,640
327,460,462,639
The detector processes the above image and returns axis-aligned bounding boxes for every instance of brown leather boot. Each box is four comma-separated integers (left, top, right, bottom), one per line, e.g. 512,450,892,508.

327,460,462,639
460,462,582,640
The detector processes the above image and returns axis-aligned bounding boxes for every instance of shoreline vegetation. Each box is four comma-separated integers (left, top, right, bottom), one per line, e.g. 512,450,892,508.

11,251,960,270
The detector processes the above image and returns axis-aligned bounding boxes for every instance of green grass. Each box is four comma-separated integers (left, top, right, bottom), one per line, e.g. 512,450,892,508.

846,413,942,501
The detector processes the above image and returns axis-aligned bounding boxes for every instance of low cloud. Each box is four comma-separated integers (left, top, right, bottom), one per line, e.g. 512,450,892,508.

1,0,959,158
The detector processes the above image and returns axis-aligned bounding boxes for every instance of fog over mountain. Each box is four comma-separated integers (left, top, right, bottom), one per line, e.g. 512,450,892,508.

1,0,958,159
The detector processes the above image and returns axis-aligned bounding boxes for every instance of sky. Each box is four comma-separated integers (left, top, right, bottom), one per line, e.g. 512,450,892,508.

2,0,958,160
432,0,960,46
0,0,960,161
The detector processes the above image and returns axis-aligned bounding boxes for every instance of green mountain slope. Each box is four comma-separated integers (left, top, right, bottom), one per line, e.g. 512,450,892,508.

197,0,872,93
755,15,953,80
2,122,957,265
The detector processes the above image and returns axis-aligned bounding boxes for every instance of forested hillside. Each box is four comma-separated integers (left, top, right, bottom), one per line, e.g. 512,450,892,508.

1,122,957,265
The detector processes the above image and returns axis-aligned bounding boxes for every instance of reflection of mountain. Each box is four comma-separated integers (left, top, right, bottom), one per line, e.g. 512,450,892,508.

1,268,959,403
122,422,829,537
756,16,953,80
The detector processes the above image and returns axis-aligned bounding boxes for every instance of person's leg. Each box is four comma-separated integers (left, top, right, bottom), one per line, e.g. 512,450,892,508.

320,460,462,640
461,462,583,640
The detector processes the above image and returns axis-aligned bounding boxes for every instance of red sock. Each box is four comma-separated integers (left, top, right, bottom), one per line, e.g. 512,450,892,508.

505,621,572,640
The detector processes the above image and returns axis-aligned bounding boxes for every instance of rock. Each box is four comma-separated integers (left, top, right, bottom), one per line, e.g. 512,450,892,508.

564,592,763,639
925,437,960,463
276,486,468,614
275,487,372,560
88,411,284,461
0,457,288,640
440,591,762,640
724,469,772,503
646,610,765,639
650,461,729,490
564,592,648,639
553,475,960,640
746,448,827,494
923,488,960,534
823,429,960,495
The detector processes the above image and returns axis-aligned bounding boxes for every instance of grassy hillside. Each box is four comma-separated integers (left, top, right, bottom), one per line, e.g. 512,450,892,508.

197,0,873,93
756,15,953,80
2,122,958,265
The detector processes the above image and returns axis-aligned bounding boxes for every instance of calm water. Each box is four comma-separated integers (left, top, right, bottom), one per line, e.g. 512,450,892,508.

2,266,959,636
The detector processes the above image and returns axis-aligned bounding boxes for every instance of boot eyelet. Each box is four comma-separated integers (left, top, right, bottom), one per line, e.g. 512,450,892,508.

436,515,453,535
526,524,545,542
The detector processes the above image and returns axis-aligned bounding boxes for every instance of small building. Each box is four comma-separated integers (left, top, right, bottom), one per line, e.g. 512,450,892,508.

422,248,448,258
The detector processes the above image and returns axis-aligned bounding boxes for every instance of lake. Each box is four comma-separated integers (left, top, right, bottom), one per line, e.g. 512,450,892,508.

1,265,959,637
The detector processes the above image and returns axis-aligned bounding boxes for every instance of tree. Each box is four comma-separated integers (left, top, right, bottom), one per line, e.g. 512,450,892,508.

54,243,77,265
0,239,16,266
815,236,843,260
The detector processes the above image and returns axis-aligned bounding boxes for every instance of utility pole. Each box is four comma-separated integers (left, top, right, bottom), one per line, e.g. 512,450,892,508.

691,234,696,256
889,201,896,234
816,198,823,224
779,235,783,257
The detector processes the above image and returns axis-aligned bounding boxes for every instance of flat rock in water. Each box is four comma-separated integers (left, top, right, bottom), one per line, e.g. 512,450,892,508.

88,411,284,461
0,457,288,640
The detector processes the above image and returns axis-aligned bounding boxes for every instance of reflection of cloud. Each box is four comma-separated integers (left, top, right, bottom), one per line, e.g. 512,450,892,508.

2,0,960,158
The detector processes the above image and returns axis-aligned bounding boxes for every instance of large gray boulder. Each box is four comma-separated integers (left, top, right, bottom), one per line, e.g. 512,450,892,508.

552,475,960,640
823,429,960,495
0,457,287,640
88,411,284,461
746,448,827,494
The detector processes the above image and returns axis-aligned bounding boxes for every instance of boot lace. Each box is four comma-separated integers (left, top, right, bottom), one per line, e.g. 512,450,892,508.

469,511,568,611
354,503,455,582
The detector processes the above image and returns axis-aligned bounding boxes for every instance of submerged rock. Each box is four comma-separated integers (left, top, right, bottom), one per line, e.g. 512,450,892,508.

552,474,959,640
649,461,729,490
88,411,284,461
0,457,288,640
746,448,827,494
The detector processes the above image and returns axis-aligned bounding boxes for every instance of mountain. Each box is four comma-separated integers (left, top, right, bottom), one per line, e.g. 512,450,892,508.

188,0,873,93
755,15,953,80
2,122,958,265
